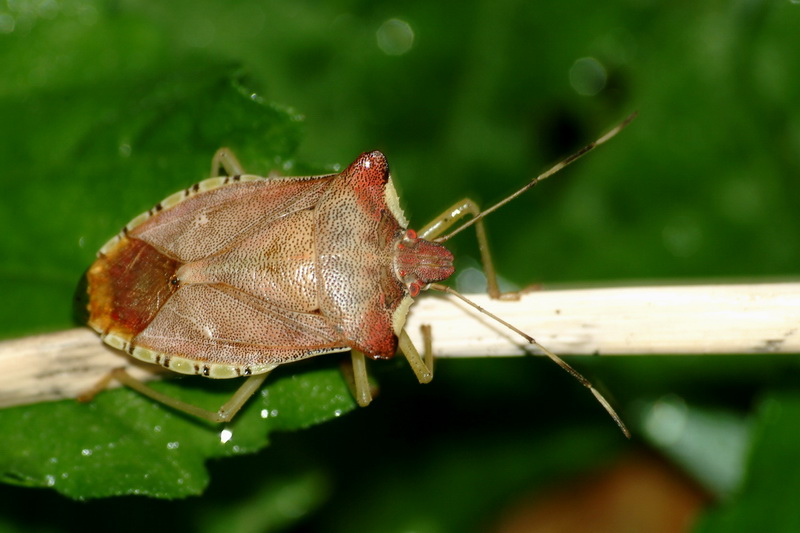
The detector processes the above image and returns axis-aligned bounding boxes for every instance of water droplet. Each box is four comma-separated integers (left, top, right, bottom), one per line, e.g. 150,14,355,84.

220,428,233,444
569,57,607,96
376,18,414,56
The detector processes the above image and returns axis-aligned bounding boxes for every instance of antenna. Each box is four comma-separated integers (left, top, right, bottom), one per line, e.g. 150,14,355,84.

436,112,638,243
428,113,637,437
428,283,630,437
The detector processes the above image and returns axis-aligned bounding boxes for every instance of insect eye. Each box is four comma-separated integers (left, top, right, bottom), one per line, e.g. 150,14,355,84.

404,229,417,241
407,280,421,297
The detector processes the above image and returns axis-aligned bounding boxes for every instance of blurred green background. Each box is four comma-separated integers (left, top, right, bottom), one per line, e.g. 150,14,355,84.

1,0,800,531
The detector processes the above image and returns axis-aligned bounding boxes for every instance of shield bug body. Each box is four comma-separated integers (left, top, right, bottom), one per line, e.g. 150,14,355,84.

85,114,635,434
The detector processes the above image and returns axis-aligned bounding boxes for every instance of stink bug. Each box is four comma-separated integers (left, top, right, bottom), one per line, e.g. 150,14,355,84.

84,113,636,435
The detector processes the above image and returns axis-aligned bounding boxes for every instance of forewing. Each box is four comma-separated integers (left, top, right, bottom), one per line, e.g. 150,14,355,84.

130,175,334,262
133,283,349,373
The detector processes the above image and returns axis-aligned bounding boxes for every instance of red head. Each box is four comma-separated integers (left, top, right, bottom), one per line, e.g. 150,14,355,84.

394,229,455,297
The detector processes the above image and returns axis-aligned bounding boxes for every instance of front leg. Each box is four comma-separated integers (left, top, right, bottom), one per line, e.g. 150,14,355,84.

397,326,434,384
417,199,518,300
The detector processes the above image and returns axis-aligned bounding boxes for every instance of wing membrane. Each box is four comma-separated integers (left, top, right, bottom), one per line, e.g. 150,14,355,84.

134,284,349,368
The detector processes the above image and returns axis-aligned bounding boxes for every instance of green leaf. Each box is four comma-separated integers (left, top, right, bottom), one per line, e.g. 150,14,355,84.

0,366,354,498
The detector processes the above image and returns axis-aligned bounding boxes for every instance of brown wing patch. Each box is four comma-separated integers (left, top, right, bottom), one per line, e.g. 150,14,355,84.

87,236,181,338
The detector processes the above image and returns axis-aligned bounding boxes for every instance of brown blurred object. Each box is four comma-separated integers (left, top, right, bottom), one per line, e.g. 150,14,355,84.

492,452,711,533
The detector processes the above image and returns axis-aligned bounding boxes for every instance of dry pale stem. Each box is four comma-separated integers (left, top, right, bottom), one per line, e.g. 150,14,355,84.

1,282,798,409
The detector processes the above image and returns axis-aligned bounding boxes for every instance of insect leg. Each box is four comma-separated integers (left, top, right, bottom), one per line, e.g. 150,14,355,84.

417,199,507,299
215,373,270,422
79,368,268,423
348,350,373,407
210,147,246,177
343,330,434,406
397,327,434,384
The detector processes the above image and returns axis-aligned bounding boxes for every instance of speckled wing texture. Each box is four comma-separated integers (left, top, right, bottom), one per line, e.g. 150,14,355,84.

89,151,410,373
90,173,346,371
315,152,409,359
